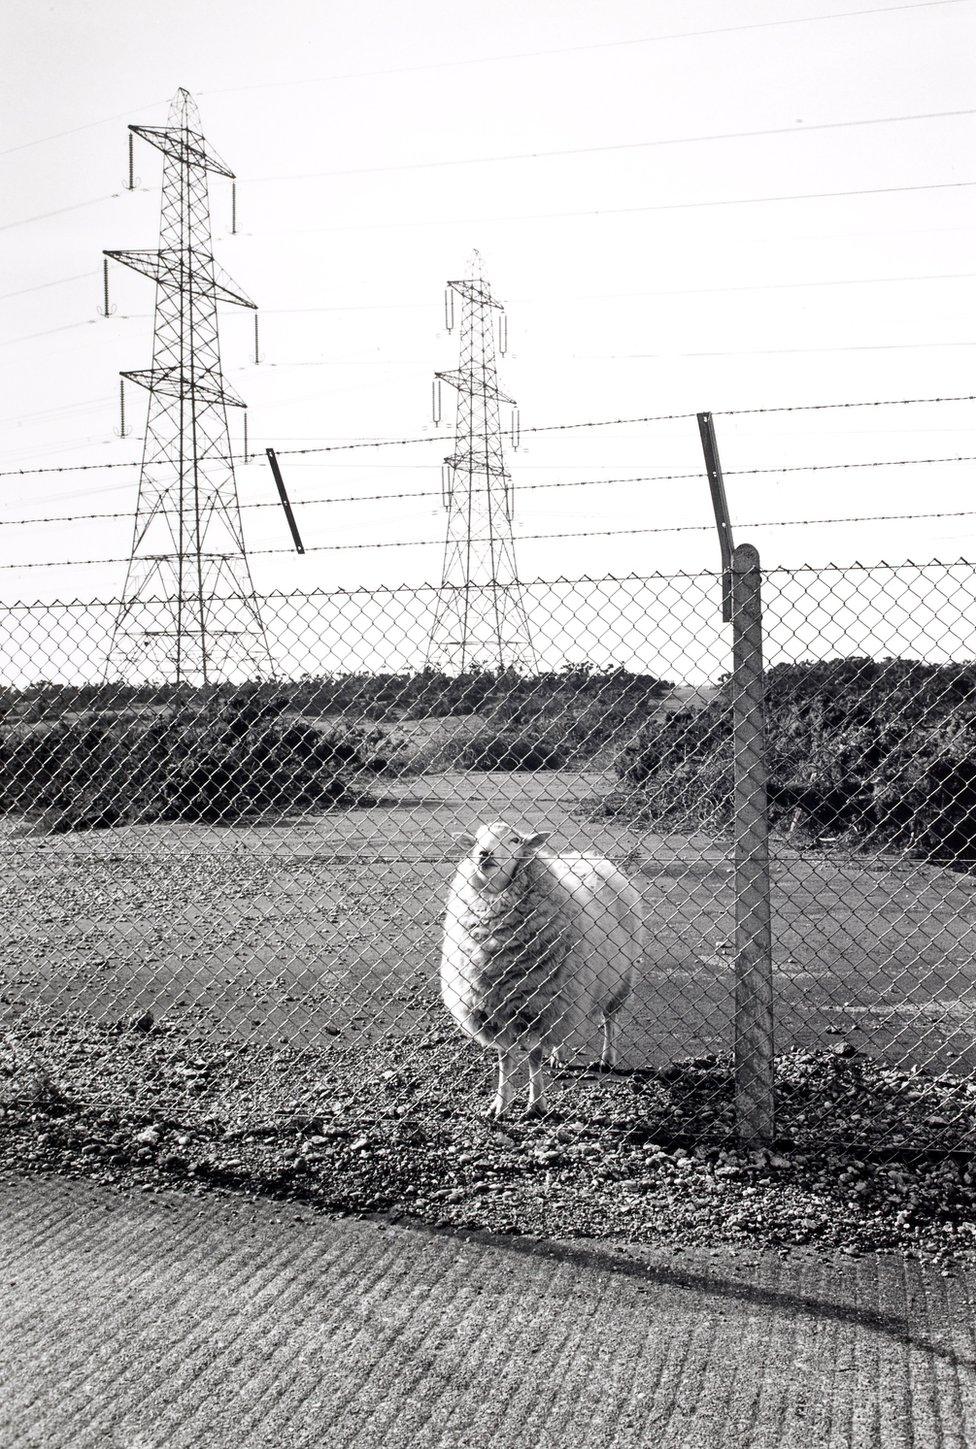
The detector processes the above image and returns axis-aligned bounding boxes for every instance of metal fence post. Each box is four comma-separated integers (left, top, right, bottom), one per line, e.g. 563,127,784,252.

731,542,775,1145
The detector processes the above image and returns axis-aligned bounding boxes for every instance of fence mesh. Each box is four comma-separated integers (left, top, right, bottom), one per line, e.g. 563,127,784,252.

1,562,975,1198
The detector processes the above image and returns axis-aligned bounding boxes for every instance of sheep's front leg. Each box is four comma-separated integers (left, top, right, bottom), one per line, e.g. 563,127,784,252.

600,1011,618,1071
486,1046,518,1118
526,1044,548,1116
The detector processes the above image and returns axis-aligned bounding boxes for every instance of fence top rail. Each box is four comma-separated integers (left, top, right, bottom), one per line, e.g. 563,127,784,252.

0,553,967,611
0,558,975,614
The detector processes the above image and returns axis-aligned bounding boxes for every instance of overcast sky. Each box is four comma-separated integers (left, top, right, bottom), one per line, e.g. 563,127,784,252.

1,0,974,617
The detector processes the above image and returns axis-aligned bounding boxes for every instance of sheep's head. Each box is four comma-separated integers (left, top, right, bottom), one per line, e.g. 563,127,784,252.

456,821,548,893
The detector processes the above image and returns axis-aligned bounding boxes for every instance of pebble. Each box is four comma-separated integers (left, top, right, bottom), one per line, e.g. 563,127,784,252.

2,1029,972,1268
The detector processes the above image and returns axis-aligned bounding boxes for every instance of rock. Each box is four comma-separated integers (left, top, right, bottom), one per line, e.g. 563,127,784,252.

131,1011,155,1034
134,1125,160,1147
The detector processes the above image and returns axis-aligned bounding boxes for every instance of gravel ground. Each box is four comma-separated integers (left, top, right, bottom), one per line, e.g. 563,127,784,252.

2,1011,974,1272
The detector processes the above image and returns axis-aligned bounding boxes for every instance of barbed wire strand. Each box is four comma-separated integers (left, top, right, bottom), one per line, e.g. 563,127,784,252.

4,506,976,570
2,453,976,529
0,391,974,482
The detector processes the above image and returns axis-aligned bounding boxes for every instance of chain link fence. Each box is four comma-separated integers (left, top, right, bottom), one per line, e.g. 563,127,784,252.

1,561,975,1181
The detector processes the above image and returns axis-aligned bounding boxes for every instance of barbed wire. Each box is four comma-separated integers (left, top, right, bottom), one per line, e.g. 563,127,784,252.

0,391,974,483
722,393,976,416
2,453,976,529
3,506,976,570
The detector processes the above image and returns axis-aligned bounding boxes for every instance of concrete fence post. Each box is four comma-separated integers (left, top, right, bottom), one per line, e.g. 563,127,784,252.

731,543,775,1145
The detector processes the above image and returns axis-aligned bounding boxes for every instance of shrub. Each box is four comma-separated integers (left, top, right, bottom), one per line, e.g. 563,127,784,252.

483,665,674,761
617,658,976,859
0,699,388,830
457,729,568,772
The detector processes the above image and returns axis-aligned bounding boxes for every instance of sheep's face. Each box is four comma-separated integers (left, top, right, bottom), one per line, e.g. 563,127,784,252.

463,822,548,893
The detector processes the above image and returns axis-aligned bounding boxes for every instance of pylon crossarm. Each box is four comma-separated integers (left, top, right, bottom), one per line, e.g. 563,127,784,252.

209,263,256,309
104,249,166,284
104,250,255,309
435,370,515,407
120,369,247,409
447,279,503,308
129,124,235,177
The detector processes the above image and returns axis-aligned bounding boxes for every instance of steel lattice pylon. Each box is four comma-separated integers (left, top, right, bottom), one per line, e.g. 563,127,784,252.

426,253,537,673
104,87,273,685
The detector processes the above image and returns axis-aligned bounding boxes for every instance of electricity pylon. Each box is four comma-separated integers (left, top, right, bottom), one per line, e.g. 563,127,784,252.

426,253,537,674
104,87,273,685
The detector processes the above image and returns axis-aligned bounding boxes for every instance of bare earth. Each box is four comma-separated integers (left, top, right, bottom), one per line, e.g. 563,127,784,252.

1,764,974,1078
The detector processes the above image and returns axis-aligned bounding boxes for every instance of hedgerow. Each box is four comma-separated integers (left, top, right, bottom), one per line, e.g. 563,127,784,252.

0,690,389,830
616,658,976,859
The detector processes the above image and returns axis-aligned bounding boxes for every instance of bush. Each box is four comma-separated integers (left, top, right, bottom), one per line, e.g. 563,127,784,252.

0,696,389,830
2,667,674,760
617,658,976,859
457,729,568,772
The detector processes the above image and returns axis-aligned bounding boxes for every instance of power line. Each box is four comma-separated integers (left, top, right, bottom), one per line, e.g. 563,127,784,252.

0,319,106,349
12,253,976,326
3,454,976,530
247,106,976,185
199,2,971,101
0,272,93,304
0,98,169,160
225,337,976,370
1,263,971,341
568,269,976,304
261,178,976,239
0,194,117,235
1,5,955,170
593,340,976,360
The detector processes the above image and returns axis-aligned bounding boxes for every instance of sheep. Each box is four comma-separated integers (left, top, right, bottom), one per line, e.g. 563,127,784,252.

440,821,643,1117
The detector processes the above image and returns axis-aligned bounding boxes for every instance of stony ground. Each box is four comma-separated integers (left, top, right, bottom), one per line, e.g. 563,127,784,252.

2,1011,975,1272
1,766,974,1274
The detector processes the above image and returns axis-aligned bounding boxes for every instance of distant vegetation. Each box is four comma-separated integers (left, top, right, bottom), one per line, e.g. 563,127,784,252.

6,660,976,854
0,664,673,732
0,667,675,826
0,689,388,830
616,658,976,860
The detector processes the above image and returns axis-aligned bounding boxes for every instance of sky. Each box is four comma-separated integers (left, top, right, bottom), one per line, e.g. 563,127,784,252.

1,0,975,634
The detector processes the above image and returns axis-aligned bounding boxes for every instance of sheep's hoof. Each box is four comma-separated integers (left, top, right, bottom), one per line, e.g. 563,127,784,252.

524,1100,550,1118
586,1061,615,1075
483,1098,511,1121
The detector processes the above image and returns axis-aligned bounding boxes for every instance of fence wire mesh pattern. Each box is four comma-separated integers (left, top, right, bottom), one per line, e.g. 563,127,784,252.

1,563,976,1189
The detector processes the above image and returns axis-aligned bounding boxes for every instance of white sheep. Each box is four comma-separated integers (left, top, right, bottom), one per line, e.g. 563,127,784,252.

440,821,643,1117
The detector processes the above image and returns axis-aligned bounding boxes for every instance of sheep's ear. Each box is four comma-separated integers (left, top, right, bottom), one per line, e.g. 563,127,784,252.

452,830,476,848
521,832,548,851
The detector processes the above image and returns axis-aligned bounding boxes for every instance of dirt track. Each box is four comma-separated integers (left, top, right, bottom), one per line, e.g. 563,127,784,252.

1,766,974,1078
